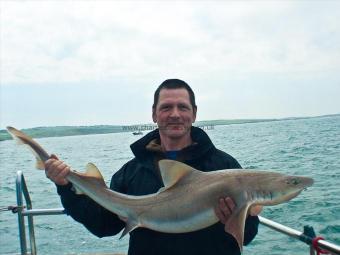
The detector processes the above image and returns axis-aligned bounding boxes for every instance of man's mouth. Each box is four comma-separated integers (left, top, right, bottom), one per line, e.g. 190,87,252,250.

166,123,184,130
168,123,183,125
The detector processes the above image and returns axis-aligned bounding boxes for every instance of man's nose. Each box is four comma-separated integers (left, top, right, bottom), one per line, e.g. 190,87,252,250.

169,107,180,118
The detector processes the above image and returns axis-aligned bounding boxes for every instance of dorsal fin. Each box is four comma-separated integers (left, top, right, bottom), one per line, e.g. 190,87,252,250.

73,163,106,195
158,160,195,189
85,163,104,179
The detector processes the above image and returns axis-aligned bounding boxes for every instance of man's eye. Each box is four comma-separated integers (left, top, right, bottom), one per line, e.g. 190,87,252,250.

179,105,189,110
161,106,170,110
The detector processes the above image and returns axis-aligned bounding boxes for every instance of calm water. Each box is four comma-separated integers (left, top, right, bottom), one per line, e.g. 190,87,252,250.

1,116,339,254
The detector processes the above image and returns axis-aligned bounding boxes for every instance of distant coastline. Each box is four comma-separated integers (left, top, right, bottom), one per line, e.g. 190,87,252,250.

1,113,339,141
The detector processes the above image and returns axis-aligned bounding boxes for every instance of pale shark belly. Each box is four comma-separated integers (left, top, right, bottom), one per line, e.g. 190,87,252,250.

139,203,218,233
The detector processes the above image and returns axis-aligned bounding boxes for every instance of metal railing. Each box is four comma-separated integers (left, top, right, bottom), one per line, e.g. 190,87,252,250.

259,216,340,255
15,171,65,255
14,171,340,255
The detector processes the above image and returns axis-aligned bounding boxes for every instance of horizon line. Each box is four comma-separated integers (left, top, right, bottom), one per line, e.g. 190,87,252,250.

1,113,339,131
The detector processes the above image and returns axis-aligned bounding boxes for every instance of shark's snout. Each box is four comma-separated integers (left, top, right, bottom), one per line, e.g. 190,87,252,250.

286,176,314,189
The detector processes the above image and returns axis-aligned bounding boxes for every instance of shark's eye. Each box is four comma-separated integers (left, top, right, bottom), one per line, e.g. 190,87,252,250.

286,178,300,185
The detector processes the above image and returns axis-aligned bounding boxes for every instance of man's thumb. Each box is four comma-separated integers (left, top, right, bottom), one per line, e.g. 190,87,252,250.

50,154,59,160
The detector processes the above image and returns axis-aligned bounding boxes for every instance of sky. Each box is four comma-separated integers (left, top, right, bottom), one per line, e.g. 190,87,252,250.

1,0,340,129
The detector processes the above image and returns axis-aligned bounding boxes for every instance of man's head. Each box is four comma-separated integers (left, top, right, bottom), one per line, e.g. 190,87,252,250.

152,79,197,110
152,79,197,141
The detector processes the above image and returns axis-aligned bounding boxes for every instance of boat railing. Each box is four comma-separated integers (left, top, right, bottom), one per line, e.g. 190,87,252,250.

13,171,340,255
15,171,65,255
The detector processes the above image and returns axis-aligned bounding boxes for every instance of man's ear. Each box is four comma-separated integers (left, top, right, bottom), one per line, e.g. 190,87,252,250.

152,108,157,123
193,106,197,123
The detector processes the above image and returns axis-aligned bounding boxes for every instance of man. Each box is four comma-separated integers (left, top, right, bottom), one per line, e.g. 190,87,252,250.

45,79,261,255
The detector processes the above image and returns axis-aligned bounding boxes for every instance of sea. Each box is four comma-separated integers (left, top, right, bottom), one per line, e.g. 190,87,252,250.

1,115,339,255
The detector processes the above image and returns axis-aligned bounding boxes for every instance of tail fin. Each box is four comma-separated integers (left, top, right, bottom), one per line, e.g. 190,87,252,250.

6,126,50,169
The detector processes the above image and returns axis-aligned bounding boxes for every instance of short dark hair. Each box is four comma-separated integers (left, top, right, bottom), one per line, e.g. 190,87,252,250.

152,79,197,110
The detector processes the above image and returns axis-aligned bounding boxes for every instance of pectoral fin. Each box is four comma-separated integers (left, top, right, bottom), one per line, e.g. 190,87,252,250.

225,204,250,251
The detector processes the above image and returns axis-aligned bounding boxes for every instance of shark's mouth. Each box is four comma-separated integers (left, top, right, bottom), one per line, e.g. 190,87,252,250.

285,189,303,201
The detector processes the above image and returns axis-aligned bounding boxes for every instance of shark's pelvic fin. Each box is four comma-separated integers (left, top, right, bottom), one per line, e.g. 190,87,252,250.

120,218,139,239
158,160,196,189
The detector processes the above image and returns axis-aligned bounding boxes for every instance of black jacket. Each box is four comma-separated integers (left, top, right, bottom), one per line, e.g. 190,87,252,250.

57,127,259,255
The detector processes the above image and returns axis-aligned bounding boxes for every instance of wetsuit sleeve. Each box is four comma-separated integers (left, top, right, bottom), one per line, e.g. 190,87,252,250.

55,165,127,238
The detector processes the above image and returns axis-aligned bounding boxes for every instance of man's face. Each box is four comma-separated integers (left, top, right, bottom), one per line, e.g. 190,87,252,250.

152,88,197,139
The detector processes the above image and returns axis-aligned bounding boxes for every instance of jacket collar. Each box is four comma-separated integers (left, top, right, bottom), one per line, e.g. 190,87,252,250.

130,126,216,163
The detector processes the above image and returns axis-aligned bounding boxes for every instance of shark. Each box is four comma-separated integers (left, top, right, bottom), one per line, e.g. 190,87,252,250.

6,126,314,251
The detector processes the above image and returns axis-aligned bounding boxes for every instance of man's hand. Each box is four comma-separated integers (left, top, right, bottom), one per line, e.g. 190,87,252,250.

45,154,70,186
214,197,235,225
215,197,263,232
249,205,263,216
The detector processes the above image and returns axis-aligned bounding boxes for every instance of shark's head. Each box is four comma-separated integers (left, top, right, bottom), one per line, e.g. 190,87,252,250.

267,174,314,204
284,175,314,189
241,172,314,205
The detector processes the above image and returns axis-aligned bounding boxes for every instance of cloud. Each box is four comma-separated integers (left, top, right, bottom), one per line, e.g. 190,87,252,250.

1,0,340,85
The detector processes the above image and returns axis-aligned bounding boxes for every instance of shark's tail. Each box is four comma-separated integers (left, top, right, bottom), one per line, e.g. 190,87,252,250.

6,126,50,170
